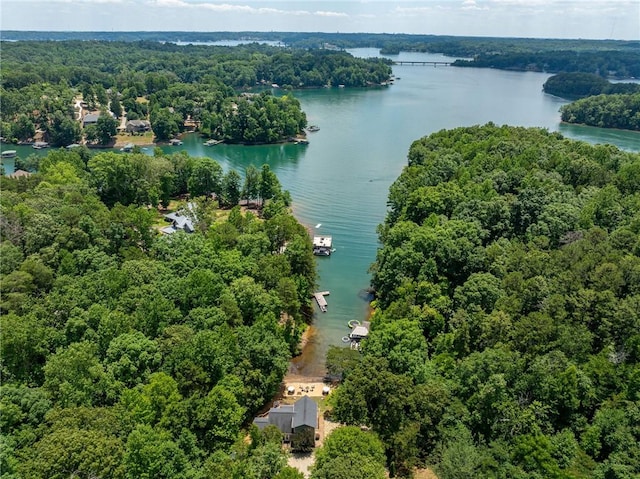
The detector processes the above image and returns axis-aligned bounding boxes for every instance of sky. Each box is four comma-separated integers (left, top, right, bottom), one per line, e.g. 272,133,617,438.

1,0,639,40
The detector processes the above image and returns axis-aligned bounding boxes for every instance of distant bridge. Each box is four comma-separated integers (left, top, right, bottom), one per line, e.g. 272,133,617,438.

392,61,452,66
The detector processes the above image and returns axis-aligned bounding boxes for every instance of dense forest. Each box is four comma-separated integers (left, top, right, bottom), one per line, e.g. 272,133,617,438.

0,147,316,478
543,73,640,100
0,41,390,146
452,50,640,78
330,124,640,478
3,31,638,78
560,93,640,131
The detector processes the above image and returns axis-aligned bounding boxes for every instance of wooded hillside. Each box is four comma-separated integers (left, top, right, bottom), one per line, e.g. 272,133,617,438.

332,124,640,478
0,148,315,478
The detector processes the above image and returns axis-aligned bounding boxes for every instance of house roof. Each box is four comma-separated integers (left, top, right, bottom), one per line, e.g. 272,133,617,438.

252,396,318,434
350,325,369,339
252,417,270,429
313,236,332,248
163,206,195,234
292,396,317,429
268,405,296,433
83,113,100,124
9,169,32,178
126,119,150,127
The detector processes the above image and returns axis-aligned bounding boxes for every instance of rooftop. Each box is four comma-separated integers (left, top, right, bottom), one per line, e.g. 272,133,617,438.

313,236,332,248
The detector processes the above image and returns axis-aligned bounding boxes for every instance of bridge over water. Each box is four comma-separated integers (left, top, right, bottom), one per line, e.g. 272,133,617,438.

392,61,452,66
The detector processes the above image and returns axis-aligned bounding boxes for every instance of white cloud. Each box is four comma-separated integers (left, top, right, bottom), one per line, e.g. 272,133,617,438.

146,0,347,17
314,10,348,17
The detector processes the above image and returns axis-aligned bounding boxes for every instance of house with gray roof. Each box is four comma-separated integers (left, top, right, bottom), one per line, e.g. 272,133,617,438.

126,119,151,133
161,207,195,234
253,396,318,444
82,112,101,127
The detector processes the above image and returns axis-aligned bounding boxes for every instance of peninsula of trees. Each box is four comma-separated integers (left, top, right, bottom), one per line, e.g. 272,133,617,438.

331,124,640,477
543,73,640,100
541,73,640,131
0,145,317,478
560,93,640,131
0,41,391,147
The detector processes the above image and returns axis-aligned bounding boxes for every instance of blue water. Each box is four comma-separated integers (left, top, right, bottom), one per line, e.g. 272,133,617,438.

4,50,639,376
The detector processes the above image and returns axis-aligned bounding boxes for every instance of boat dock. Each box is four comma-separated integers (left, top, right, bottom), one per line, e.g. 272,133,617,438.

313,291,330,312
313,236,333,256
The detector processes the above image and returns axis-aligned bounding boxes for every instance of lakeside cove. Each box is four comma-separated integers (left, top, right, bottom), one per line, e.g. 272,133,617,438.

2,49,639,382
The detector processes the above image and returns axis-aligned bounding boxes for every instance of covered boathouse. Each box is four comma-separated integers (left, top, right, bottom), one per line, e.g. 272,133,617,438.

313,236,332,256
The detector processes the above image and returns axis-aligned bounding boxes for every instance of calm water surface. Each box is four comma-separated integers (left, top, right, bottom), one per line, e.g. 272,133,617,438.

3,50,639,376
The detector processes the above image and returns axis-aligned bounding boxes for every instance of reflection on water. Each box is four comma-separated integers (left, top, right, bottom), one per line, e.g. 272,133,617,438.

558,123,640,152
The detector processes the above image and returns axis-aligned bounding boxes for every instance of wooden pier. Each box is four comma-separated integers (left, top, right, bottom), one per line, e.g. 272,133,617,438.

392,61,452,66
313,291,330,312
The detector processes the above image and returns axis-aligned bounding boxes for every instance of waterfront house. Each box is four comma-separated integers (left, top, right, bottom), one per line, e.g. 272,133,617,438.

125,119,151,133
82,112,101,127
161,206,195,234
252,396,318,443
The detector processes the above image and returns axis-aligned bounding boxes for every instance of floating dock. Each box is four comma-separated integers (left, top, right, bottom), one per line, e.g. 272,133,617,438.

313,291,330,312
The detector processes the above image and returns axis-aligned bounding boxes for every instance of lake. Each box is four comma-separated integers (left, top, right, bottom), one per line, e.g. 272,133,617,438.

3,49,639,377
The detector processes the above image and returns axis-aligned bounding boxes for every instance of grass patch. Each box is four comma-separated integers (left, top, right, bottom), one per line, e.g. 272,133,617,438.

114,131,155,147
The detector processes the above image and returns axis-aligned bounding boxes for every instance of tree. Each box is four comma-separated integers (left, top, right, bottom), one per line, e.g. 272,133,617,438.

19,427,126,479
326,346,361,381
43,342,111,407
110,93,123,118
124,424,193,479
192,384,246,451
312,426,386,479
150,108,179,141
105,331,161,389
94,112,118,145
187,157,223,198
435,425,484,479
259,164,279,206
13,114,36,141
243,165,260,206
221,169,242,207
48,110,81,147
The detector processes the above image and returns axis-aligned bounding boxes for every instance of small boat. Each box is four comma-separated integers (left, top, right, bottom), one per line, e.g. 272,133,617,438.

1,150,17,158
120,142,134,152
293,138,309,145
315,223,322,228
307,125,320,132
169,139,183,146
204,139,222,146
338,84,345,88
33,141,49,149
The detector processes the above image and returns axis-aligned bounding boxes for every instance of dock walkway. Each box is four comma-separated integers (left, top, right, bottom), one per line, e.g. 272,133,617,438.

313,291,330,312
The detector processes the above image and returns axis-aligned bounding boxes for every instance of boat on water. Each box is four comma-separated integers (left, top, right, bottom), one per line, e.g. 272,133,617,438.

120,142,134,152
1,150,17,158
306,125,320,132
33,141,49,149
169,139,183,146
204,139,222,146
313,235,333,256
